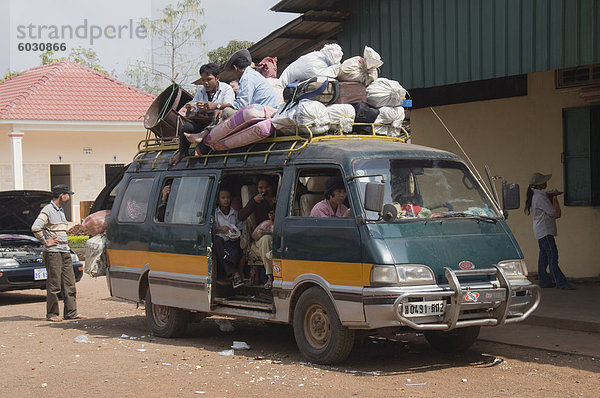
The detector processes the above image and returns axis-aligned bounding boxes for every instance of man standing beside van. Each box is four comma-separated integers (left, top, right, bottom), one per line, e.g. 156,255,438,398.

31,185,86,322
238,176,276,289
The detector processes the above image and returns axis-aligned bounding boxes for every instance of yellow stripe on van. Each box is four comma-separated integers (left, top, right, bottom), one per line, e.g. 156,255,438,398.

279,259,372,287
107,249,149,269
107,249,208,276
148,252,208,276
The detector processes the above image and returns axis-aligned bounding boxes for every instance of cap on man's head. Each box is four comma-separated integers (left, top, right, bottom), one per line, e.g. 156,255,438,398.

528,172,552,186
224,49,252,71
52,184,74,196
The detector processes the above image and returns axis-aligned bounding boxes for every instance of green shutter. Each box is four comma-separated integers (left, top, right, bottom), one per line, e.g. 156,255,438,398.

562,105,600,206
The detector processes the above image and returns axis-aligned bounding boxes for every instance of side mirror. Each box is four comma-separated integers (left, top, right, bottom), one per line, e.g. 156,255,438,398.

364,182,385,213
502,183,520,210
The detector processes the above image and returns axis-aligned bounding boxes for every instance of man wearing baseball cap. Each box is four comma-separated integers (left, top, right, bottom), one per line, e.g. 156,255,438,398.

524,172,573,290
32,184,87,321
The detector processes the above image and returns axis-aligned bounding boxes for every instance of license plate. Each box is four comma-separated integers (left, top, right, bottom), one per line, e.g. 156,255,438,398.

34,268,47,281
402,300,445,317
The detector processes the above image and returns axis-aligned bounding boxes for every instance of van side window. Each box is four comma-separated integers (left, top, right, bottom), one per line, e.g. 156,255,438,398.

293,169,349,217
161,176,213,224
117,178,154,223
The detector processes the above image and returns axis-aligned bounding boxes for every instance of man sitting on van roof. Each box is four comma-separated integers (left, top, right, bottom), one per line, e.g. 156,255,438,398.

169,63,235,166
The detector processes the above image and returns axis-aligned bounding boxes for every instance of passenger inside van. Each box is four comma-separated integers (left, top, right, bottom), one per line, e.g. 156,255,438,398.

213,188,244,289
156,180,172,222
238,175,276,290
310,176,351,218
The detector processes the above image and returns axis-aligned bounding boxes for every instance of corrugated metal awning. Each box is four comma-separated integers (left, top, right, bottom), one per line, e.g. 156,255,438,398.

247,10,349,75
270,0,340,13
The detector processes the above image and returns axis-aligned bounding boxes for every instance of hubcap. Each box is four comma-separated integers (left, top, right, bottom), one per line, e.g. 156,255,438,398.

152,303,169,327
304,304,330,349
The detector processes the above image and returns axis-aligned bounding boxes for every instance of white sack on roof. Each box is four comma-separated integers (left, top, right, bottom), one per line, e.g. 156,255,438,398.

374,106,406,137
272,99,330,136
327,104,355,133
337,46,383,86
279,44,343,87
366,78,408,108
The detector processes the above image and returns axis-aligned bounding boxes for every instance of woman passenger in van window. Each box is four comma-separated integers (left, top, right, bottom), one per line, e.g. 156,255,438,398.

310,176,351,218
214,188,244,289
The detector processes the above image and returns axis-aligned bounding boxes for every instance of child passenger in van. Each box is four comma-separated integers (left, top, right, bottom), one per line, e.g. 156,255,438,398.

214,188,244,289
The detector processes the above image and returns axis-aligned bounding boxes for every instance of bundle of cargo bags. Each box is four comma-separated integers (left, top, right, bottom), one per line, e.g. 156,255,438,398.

184,44,411,151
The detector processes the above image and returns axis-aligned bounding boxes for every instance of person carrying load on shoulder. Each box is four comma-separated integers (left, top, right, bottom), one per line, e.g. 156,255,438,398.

169,63,235,166
184,49,281,153
238,176,276,290
214,187,244,289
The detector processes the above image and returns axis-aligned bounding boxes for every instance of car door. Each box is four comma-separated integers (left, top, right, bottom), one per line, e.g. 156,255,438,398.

147,171,218,312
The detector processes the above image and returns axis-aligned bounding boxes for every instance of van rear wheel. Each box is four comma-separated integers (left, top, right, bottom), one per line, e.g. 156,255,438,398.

424,326,480,353
145,289,190,338
293,287,354,364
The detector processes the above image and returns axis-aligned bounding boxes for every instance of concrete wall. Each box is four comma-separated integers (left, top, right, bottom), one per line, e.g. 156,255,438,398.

0,128,146,223
411,70,600,279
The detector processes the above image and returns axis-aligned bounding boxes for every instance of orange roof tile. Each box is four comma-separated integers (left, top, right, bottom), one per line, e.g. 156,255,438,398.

0,61,155,122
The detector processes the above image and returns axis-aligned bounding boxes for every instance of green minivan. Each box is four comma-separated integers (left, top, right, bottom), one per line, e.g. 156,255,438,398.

93,132,539,364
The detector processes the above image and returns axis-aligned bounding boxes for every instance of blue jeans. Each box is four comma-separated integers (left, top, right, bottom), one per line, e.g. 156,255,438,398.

537,235,568,287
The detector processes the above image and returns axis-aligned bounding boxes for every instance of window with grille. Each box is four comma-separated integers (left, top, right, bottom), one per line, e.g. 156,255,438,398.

556,65,600,89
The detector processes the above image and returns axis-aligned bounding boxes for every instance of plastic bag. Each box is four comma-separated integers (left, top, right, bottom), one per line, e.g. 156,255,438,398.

327,104,355,132
82,210,110,237
84,232,107,277
374,106,406,137
279,44,343,87
337,46,383,85
252,219,273,241
272,99,330,136
366,78,408,108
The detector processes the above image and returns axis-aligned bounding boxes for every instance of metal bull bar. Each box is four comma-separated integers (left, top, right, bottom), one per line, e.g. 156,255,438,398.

391,266,541,331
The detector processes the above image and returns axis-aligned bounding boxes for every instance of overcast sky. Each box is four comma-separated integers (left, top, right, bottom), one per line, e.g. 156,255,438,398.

0,0,296,79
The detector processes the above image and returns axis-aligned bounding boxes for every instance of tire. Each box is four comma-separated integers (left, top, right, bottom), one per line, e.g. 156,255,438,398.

424,326,480,353
145,289,190,338
293,287,354,364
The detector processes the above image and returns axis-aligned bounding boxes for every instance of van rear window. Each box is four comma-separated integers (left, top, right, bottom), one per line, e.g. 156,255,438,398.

117,178,154,223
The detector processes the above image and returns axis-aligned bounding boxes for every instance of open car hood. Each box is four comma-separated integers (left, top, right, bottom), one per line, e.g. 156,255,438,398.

0,190,53,235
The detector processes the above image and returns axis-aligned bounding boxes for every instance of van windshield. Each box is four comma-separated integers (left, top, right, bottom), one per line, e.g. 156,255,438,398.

353,158,502,221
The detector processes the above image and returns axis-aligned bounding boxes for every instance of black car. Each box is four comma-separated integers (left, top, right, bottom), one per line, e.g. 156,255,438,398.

0,190,83,292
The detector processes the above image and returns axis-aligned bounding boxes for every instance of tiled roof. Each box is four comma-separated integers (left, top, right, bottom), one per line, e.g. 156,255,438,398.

0,61,155,122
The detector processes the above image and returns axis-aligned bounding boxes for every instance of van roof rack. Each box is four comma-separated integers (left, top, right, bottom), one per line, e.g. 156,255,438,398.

134,124,410,168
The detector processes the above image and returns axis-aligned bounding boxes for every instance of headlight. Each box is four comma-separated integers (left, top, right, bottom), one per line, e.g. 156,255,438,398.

0,258,20,268
71,252,80,262
370,265,399,285
396,264,435,285
370,264,436,285
497,259,528,278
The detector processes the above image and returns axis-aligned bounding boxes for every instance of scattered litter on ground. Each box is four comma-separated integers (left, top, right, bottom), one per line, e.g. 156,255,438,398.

219,349,235,356
120,334,129,339
461,378,468,383
231,341,251,350
73,335,89,343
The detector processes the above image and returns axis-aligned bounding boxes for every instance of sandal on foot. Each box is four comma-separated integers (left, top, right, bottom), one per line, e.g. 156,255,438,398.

47,316,62,322
232,275,244,289
264,275,274,290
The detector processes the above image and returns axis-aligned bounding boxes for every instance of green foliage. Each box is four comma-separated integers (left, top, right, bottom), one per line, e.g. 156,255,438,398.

207,40,255,66
126,0,206,93
68,235,90,248
40,47,112,75
1,70,18,82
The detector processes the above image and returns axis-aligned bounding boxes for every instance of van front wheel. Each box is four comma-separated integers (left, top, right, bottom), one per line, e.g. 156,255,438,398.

293,287,354,364
145,289,190,338
424,326,480,353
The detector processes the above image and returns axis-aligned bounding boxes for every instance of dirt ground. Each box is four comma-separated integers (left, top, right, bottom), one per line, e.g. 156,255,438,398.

0,275,598,398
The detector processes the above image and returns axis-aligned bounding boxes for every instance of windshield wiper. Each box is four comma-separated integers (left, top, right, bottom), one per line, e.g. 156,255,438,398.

434,212,498,224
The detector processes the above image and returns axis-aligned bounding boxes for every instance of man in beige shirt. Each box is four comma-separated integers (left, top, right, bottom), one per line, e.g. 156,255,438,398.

32,185,86,322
